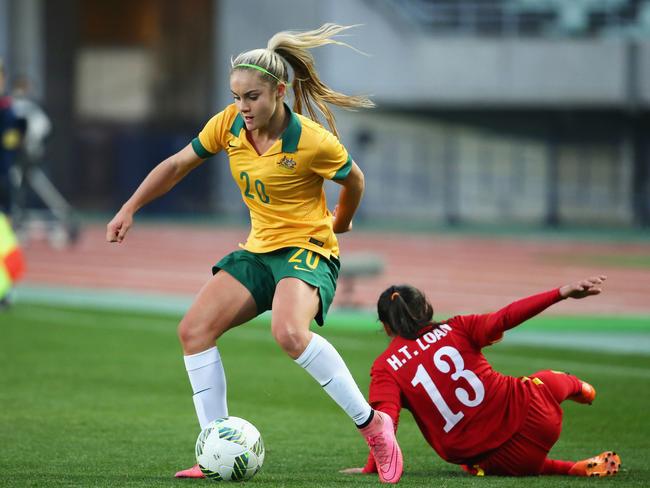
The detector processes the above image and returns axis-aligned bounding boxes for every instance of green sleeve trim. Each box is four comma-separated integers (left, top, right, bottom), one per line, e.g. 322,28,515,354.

332,155,353,181
191,137,215,159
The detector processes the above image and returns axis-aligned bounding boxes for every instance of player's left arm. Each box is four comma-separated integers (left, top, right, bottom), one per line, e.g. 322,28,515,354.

468,275,607,346
332,161,364,234
494,274,607,330
558,275,607,300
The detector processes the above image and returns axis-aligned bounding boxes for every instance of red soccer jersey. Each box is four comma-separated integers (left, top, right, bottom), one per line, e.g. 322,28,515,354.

369,289,562,465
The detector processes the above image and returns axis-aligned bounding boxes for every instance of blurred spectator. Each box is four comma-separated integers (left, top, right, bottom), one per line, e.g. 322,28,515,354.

11,75,52,163
0,60,26,307
8,73,78,248
0,59,23,214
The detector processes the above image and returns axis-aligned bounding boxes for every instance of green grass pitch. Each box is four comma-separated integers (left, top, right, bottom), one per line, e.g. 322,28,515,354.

1,303,649,487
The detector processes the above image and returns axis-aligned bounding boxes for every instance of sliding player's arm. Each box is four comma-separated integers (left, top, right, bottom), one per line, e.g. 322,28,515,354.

463,275,607,347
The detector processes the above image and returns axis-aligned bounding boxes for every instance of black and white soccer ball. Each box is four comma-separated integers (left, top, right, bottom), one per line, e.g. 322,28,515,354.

195,416,265,481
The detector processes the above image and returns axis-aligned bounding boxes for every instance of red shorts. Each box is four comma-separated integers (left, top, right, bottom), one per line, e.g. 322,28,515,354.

467,378,564,476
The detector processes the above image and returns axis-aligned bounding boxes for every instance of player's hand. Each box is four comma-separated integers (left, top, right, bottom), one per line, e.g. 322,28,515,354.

106,208,134,243
332,205,353,234
559,275,607,299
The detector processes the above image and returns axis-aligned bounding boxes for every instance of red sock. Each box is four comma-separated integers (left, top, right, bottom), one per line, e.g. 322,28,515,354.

541,458,575,475
529,369,582,403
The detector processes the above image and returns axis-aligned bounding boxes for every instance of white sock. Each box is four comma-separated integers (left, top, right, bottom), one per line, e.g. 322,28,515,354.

184,346,228,429
295,333,372,426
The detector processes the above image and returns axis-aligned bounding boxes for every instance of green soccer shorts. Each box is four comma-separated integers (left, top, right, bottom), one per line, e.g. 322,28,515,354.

213,247,340,325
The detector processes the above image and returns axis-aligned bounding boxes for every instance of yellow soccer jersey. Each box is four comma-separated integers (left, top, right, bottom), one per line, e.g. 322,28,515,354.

191,103,352,259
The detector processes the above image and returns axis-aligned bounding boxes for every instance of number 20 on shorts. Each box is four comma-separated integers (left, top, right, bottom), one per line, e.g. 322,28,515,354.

288,248,320,270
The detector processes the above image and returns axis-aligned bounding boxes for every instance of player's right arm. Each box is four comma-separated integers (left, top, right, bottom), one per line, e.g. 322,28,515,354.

106,144,205,243
107,107,229,243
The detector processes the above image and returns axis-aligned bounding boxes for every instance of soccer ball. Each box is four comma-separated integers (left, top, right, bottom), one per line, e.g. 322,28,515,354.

195,416,265,481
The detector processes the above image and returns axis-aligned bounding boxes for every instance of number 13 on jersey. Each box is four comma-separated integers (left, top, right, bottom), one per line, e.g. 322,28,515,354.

411,346,485,433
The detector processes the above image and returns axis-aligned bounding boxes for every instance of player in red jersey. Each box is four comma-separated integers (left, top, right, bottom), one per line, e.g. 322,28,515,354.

342,275,621,478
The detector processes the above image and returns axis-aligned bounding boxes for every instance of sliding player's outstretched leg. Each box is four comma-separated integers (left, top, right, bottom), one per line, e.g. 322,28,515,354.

569,451,621,477
539,458,575,475
530,370,596,405
541,452,621,477
567,379,596,405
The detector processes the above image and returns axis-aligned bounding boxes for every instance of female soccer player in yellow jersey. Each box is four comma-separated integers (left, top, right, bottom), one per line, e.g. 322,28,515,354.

106,24,403,483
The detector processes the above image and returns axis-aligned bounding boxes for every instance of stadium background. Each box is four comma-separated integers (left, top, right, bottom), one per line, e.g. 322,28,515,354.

1,1,649,487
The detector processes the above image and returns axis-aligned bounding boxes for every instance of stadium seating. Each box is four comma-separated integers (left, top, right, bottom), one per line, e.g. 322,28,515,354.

382,0,648,36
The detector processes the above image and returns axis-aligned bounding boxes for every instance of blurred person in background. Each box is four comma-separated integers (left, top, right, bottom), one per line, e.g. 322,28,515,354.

107,24,403,483
343,275,621,479
11,75,52,165
0,59,23,215
0,60,26,308
9,74,77,248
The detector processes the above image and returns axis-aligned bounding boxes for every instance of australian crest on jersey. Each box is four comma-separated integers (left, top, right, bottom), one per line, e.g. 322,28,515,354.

277,155,297,172
386,324,453,371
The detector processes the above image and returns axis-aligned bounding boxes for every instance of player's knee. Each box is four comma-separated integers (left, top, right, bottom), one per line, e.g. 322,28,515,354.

177,319,199,349
178,317,219,353
271,322,310,359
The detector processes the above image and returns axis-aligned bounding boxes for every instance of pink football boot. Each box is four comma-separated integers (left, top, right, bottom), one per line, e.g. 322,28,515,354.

174,464,205,478
359,411,403,483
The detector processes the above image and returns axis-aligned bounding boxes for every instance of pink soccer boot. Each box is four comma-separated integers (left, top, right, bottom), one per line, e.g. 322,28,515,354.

174,464,205,478
359,411,403,483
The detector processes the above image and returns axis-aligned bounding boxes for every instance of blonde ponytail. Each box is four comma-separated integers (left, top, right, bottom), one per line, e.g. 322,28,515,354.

231,24,374,138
